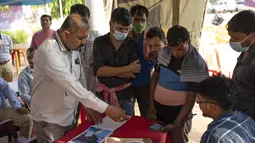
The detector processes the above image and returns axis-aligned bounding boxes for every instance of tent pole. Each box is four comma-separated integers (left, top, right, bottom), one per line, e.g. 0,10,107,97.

59,0,63,19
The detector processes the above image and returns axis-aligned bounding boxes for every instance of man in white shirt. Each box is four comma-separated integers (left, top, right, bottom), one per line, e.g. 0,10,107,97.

31,14,129,143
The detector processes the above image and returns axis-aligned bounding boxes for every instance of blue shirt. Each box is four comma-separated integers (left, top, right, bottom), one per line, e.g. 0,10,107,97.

0,78,21,109
0,33,13,62
132,33,155,86
18,66,33,105
201,110,255,143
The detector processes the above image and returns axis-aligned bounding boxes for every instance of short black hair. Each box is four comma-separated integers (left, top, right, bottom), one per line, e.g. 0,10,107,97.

146,27,165,42
41,14,52,21
167,25,190,47
196,76,236,110
61,14,89,33
130,4,149,18
227,10,255,35
70,4,90,18
111,7,132,26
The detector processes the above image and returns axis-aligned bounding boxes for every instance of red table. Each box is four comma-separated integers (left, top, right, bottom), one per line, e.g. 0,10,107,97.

56,116,170,143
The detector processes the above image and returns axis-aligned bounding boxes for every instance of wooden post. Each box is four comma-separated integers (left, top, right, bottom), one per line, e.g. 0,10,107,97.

172,0,180,25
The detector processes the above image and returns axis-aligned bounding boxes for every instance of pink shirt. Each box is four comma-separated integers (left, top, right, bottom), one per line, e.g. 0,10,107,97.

30,29,55,49
154,84,187,106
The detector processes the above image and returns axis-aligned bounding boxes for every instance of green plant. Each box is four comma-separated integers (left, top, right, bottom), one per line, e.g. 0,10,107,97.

1,30,29,44
50,0,85,18
0,5,9,12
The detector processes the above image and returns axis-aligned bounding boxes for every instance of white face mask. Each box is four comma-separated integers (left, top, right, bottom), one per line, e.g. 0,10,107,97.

112,29,128,41
229,34,254,52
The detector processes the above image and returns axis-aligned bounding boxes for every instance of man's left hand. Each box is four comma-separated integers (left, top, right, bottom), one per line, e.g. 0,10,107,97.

160,124,176,133
85,108,102,124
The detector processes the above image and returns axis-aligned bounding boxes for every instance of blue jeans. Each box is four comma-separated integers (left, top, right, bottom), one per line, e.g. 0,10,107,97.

119,100,135,116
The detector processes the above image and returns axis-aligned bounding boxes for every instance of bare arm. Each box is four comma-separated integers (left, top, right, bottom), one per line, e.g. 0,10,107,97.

149,71,159,103
173,91,196,127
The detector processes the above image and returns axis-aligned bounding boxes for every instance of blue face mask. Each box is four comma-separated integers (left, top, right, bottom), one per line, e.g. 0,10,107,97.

229,42,249,52
229,35,254,52
113,30,128,41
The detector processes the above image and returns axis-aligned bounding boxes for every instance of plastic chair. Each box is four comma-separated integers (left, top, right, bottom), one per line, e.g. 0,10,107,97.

11,49,26,66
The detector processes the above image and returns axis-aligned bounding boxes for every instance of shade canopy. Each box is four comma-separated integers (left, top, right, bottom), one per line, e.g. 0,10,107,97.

0,0,52,6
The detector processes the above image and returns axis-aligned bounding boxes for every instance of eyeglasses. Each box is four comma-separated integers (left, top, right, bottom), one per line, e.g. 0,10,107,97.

196,98,217,105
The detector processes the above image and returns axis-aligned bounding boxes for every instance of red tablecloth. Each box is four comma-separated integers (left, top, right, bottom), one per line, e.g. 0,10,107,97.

56,116,170,143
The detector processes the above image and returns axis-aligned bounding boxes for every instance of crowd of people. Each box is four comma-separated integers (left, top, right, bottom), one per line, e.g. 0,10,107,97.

0,3,254,143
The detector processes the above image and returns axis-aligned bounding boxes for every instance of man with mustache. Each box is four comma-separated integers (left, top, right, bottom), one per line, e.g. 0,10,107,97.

31,14,130,143
30,15,55,49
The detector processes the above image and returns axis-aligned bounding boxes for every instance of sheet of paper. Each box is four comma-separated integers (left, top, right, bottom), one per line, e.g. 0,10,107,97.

68,126,113,143
94,116,126,131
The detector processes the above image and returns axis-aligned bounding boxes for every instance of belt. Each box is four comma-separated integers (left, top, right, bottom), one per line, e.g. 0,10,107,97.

0,59,10,65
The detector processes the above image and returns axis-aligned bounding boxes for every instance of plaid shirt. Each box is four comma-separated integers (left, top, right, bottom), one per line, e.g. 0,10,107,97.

201,111,255,143
0,33,13,62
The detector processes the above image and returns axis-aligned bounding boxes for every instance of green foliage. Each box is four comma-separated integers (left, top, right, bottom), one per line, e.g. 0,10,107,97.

1,30,29,44
50,0,85,19
0,5,9,11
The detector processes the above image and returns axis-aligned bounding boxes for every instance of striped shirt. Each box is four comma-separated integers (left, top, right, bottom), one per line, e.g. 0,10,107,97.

0,33,13,62
201,111,255,143
157,45,209,83
31,32,108,126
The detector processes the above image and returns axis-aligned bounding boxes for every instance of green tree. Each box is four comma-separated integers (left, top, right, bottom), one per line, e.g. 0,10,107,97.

0,5,9,11
50,0,85,18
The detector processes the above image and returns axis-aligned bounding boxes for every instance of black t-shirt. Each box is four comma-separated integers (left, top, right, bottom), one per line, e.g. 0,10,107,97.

155,55,197,92
93,33,140,100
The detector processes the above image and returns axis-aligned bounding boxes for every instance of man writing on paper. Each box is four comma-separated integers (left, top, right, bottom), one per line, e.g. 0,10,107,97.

31,14,130,143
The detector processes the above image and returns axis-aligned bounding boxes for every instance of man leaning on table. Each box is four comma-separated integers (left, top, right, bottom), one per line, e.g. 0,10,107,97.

31,14,130,143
